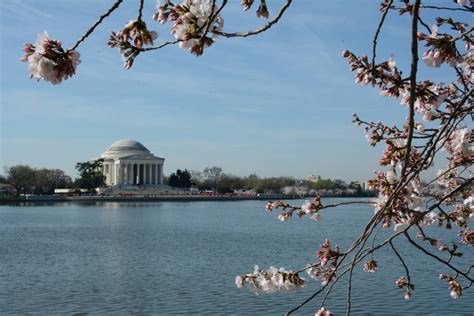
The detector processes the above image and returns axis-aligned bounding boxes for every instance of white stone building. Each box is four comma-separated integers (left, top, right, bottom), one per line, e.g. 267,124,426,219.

100,140,164,186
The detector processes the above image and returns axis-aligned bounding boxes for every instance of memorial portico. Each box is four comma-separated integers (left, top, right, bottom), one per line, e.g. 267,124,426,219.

100,140,165,186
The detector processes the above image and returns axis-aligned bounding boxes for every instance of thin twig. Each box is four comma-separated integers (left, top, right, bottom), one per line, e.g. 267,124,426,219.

404,232,473,282
140,39,181,51
200,0,217,40
69,0,124,51
323,200,376,209
421,5,474,12
213,0,292,38
372,0,393,67
418,16,431,33
390,240,412,287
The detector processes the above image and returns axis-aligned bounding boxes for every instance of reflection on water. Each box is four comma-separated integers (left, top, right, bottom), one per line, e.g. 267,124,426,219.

0,199,472,315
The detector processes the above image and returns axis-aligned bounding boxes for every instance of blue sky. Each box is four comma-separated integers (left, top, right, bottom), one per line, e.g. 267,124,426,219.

0,0,464,181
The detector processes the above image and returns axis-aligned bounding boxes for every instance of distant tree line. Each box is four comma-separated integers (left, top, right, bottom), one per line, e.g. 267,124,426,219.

1,165,73,196
1,162,372,197
165,166,297,193
165,166,366,195
1,160,105,196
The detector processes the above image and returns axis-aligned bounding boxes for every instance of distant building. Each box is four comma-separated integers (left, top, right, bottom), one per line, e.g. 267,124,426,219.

99,140,165,186
308,175,321,183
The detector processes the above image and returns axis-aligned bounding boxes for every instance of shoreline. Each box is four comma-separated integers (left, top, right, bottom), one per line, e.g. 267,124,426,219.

0,194,374,205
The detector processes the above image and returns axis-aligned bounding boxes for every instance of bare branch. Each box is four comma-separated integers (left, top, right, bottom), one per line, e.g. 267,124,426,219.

213,0,292,38
70,0,124,51
140,39,181,51
404,232,473,282
421,5,474,12
372,0,393,67
390,240,412,287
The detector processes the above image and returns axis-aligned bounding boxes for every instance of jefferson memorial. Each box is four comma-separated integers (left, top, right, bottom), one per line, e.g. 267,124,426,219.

100,140,165,186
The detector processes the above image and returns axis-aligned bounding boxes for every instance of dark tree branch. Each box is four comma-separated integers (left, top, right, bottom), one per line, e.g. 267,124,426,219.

390,240,412,287
140,39,181,51
70,0,124,51
404,232,473,282
137,0,145,21
372,0,393,67
421,5,474,12
213,0,292,38
401,0,420,177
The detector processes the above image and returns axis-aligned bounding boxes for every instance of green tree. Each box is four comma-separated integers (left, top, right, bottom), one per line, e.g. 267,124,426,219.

74,159,105,192
4,165,37,197
216,174,246,193
168,169,192,188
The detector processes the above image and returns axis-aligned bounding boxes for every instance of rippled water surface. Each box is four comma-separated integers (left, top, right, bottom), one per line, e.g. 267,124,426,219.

1,199,473,315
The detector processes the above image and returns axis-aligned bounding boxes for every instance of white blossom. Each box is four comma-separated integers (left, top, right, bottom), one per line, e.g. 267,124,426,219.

235,275,244,288
464,196,474,213
172,0,224,54
386,170,397,184
315,307,334,316
236,265,305,295
422,50,443,68
444,128,473,158
278,212,291,222
21,31,80,84
388,54,396,71
301,200,316,214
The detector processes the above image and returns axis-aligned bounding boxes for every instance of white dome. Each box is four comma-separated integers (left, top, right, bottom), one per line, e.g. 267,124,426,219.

101,139,152,159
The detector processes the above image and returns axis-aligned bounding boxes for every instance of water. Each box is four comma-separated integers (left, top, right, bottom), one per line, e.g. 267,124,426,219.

0,199,472,315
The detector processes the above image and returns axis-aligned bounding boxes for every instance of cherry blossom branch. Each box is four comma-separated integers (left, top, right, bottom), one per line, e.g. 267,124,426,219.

284,175,473,314
286,230,395,314
213,0,292,38
200,0,218,40
324,200,376,209
413,91,473,173
392,90,472,208
404,232,473,282
140,39,181,51
390,240,412,296
287,215,394,314
275,3,472,314
424,165,469,187
69,0,124,51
